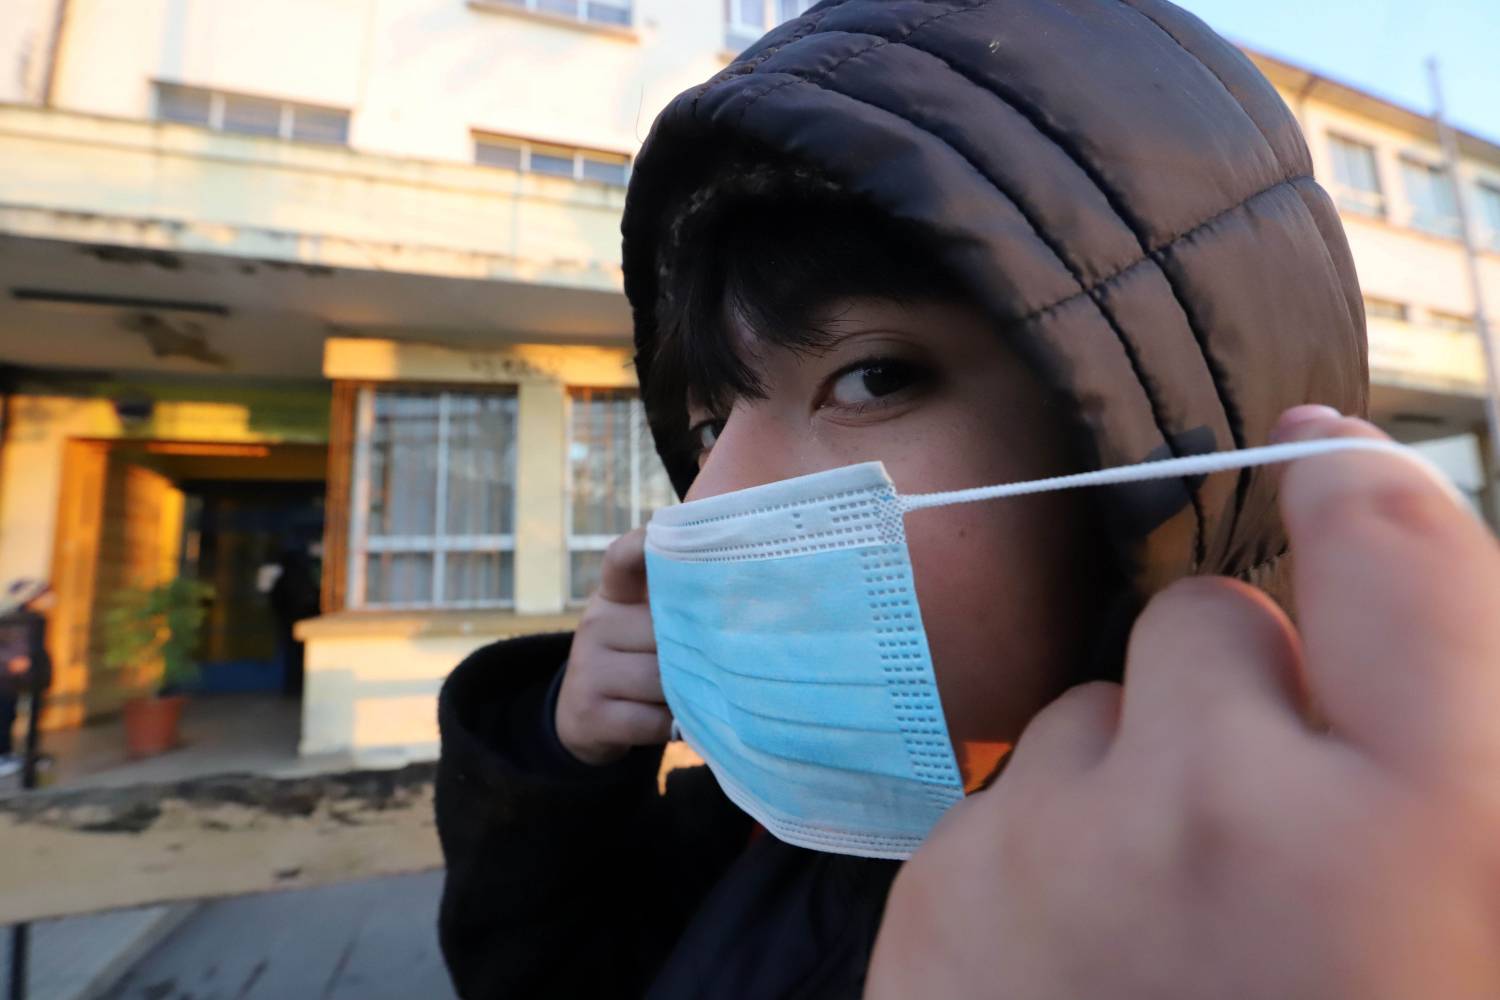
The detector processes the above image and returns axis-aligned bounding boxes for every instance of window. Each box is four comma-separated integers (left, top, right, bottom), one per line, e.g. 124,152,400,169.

155,83,350,145
1478,183,1500,252
1326,134,1385,218
1429,310,1478,334
484,0,631,28
726,0,817,51
566,388,675,602
1401,157,1461,237
1364,297,1408,322
349,388,518,609
474,134,631,187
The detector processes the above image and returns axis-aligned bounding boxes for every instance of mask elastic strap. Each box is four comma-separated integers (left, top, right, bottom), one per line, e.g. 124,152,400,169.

897,437,1423,513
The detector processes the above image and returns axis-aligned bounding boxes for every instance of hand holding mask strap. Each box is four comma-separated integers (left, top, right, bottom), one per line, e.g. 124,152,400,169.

897,437,1440,512
646,436,1453,860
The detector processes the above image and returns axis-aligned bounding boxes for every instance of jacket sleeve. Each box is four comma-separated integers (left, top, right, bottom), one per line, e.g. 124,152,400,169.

434,631,753,999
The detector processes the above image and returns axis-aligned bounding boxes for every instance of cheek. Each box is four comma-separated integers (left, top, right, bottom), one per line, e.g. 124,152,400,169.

906,497,1084,747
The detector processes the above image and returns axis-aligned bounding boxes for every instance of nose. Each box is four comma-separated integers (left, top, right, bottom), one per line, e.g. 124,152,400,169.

683,402,808,502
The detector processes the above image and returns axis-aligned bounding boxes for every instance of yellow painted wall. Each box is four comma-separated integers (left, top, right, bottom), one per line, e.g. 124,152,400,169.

0,387,329,726
515,381,568,615
0,392,325,587
297,611,579,759
322,337,637,389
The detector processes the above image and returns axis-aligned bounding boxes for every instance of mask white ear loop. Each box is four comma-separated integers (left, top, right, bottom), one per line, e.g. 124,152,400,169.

897,437,1456,512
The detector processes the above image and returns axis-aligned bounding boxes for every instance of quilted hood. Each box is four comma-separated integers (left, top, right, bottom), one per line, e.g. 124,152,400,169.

621,0,1368,601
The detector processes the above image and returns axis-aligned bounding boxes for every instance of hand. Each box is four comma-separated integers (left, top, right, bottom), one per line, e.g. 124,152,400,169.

556,527,672,766
5,656,28,676
867,411,1500,999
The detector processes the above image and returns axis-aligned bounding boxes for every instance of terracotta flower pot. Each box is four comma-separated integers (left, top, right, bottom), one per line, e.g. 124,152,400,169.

123,694,187,758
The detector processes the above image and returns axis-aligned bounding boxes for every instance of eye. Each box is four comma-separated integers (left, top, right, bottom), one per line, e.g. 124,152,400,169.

825,359,929,409
687,417,724,466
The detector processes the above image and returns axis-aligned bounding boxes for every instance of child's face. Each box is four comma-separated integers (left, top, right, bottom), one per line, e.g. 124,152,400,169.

684,297,1106,790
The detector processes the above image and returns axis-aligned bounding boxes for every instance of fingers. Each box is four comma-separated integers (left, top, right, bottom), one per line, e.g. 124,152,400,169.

1115,576,1310,757
590,698,674,747
593,649,666,706
581,596,656,654
1001,681,1122,785
557,647,671,764
597,527,649,605
1274,413,1500,788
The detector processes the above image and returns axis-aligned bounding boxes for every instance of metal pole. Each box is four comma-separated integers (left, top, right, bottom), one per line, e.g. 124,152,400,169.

1427,58,1500,475
6,651,46,1000
7,925,27,1000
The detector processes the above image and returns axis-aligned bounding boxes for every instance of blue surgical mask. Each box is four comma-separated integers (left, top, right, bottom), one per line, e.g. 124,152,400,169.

644,437,1426,860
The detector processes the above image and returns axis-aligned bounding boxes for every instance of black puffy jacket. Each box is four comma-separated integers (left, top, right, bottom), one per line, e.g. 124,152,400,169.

436,2,1367,996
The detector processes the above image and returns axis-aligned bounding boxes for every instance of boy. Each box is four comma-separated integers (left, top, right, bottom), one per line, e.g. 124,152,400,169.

436,1,1384,995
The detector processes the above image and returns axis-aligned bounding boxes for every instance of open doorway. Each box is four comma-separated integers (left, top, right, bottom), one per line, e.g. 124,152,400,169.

181,480,324,696
47,439,327,729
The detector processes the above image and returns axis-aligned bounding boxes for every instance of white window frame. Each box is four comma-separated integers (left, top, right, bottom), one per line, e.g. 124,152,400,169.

347,387,518,611
725,0,816,51
1399,155,1463,238
564,390,666,604
1477,181,1500,253
154,82,349,145
473,133,631,186
1326,132,1386,219
492,0,632,28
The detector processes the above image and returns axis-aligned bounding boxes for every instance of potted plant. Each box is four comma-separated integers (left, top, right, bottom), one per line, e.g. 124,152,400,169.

102,577,214,758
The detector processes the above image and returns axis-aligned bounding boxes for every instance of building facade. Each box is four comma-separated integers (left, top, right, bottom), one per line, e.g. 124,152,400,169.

0,1,1495,760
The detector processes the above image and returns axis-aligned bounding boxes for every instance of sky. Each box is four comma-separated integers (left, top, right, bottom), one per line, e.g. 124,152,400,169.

1171,0,1500,143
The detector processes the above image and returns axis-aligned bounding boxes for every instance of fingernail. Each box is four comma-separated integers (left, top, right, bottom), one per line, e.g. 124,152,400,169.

1271,404,1343,443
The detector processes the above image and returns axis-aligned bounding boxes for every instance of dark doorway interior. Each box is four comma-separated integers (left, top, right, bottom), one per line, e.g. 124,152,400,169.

179,481,325,696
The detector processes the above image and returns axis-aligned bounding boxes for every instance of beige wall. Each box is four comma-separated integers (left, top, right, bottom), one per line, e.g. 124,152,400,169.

296,612,577,760
0,0,59,105
1273,84,1500,498
1300,98,1498,312
298,628,473,760
0,103,630,290
1283,87,1500,338
42,0,728,164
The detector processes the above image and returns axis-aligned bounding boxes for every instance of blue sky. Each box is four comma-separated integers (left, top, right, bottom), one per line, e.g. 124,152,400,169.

1172,0,1500,143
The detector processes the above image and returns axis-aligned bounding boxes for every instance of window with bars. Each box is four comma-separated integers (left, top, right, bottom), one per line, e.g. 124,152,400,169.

1478,183,1500,251
474,134,632,187
348,388,518,609
1400,157,1462,237
1326,134,1385,218
725,0,818,52
483,0,632,28
155,83,350,145
566,388,675,603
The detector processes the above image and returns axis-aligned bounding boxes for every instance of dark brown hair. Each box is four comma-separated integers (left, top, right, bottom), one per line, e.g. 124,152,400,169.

643,147,969,469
